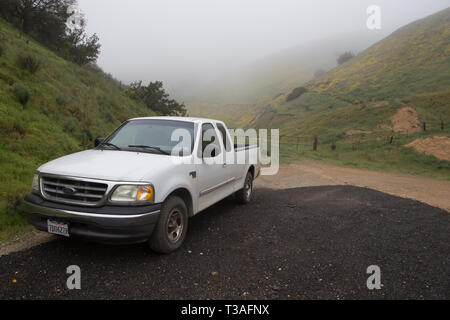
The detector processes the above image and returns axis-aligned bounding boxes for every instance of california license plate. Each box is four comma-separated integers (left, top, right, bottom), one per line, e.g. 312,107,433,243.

47,220,69,237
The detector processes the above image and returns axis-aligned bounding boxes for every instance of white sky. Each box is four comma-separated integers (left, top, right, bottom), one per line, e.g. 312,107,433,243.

77,0,449,91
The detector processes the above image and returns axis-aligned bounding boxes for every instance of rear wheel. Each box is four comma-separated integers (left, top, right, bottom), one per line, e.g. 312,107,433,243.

149,196,188,254
235,171,254,204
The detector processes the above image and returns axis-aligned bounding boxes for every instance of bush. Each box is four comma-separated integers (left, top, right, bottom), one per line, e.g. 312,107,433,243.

0,45,4,57
337,51,355,65
17,54,41,73
56,94,67,106
6,194,23,212
63,118,76,133
12,83,31,105
286,87,307,102
126,80,187,116
1,1,101,65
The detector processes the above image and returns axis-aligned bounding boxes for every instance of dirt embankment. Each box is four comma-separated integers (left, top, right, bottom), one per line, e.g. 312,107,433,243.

390,106,421,133
347,106,421,137
406,136,450,161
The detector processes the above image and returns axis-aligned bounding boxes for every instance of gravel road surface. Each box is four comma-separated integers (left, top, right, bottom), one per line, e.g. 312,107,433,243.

0,186,449,299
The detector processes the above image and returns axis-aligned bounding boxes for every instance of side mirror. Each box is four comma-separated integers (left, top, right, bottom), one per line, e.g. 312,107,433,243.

94,138,104,147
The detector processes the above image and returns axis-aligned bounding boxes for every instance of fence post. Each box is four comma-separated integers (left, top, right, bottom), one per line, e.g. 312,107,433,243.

296,137,300,152
423,122,427,131
441,120,444,131
20,19,24,38
313,136,318,151
390,136,394,144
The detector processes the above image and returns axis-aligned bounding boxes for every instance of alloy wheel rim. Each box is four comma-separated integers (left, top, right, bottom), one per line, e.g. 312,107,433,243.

167,209,184,243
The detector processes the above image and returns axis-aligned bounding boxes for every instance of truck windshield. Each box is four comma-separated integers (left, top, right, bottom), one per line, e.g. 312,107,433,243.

101,119,195,156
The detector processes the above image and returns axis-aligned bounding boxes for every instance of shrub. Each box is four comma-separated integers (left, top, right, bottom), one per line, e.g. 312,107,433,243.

286,87,307,102
12,83,31,105
0,45,4,57
63,118,76,133
6,194,23,212
56,94,67,106
12,123,27,136
17,54,41,73
337,51,355,65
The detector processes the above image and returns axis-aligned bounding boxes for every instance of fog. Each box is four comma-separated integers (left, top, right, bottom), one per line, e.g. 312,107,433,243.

77,0,449,98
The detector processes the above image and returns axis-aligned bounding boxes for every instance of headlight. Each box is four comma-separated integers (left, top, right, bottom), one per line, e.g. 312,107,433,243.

110,185,154,203
32,174,40,194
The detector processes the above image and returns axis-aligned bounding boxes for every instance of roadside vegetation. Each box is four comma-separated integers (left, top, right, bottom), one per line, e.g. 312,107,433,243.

126,81,187,116
0,18,154,240
0,0,189,240
0,0,101,66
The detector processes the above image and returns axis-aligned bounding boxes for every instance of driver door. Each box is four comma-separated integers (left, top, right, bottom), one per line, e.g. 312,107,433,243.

196,123,234,212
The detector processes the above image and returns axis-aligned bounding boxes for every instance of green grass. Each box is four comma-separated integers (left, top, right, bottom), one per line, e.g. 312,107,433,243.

256,88,450,180
0,19,156,241
277,130,450,181
250,8,450,179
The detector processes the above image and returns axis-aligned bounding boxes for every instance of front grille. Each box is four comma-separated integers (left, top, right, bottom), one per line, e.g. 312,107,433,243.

41,176,108,206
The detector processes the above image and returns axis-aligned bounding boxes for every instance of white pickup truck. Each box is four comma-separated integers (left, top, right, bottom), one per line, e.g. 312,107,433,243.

23,117,260,253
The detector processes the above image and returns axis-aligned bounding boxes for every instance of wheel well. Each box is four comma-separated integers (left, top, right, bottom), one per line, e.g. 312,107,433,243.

248,165,255,178
167,188,194,217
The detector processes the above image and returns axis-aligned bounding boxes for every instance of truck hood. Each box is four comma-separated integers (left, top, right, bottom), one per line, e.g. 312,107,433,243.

38,150,177,182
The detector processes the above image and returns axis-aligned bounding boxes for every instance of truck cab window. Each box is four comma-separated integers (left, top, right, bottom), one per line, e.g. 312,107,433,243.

201,123,221,158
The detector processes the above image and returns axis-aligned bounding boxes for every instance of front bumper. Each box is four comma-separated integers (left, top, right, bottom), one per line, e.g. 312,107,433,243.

23,193,161,244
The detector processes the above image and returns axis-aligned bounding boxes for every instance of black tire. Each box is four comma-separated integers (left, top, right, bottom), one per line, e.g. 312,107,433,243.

149,196,188,254
235,171,254,204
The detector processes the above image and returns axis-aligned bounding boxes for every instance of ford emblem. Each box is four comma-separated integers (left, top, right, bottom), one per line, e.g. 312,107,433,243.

62,187,77,195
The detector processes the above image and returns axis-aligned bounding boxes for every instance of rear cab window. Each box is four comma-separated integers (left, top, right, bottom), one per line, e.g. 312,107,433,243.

216,123,232,152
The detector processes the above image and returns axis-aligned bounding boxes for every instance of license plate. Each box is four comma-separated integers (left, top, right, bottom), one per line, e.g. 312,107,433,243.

47,220,69,237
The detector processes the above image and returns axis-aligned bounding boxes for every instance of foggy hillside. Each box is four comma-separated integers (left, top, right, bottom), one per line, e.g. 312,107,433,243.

184,31,386,106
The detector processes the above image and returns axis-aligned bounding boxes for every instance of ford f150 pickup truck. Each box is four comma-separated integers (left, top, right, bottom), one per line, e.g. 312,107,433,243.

23,117,260,253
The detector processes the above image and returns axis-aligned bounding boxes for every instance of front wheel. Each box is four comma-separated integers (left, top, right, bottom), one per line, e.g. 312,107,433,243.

149,196,188,254
235,171,254,204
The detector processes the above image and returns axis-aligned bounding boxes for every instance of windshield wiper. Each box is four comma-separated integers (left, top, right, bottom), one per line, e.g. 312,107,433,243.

128,145,170,155
99,142,121,150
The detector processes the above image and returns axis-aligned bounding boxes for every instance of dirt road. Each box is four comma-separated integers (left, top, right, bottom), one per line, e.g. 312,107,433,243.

256,161,450,212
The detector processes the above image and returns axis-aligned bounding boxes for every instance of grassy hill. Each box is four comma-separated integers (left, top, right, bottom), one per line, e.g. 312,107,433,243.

0,19,155,240
186,32,385,126
311,8,450,100
250,7,450,179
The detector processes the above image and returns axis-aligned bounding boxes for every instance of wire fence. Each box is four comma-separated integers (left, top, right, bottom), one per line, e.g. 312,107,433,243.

257,119,447,154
